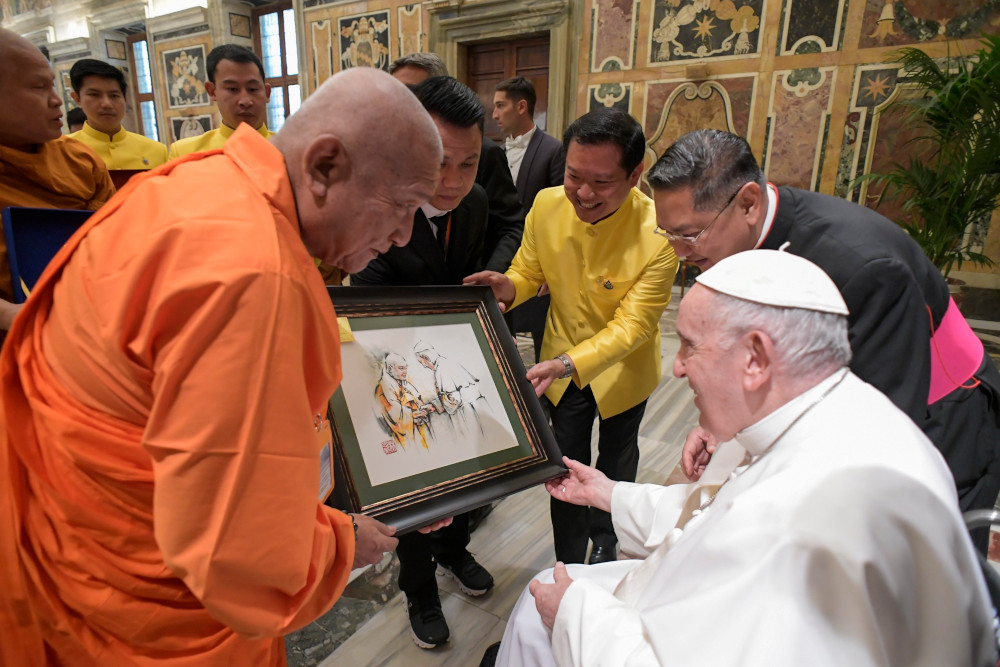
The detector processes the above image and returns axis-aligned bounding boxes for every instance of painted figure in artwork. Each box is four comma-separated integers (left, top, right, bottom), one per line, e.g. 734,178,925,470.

375,353,432,449
414,341,488,438
339,15,389,70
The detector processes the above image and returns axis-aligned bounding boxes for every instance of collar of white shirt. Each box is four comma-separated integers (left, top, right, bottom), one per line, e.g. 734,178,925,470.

505,125,537,151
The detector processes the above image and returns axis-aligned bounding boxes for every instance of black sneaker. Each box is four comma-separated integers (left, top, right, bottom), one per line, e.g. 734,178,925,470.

437,551,494,596
406,596,449,649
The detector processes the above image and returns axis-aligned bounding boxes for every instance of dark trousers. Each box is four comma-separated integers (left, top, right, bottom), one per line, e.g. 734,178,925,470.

548,382,647,563
396,512,471,599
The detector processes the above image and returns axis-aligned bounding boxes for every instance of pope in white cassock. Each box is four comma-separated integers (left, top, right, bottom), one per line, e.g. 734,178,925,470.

492,249,998,667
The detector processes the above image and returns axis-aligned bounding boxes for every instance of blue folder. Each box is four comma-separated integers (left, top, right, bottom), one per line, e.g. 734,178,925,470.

2,206,92,303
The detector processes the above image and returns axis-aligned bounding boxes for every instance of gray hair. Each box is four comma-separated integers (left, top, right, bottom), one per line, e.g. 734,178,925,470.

710,292,851,379
647,129,765,211
389,52,448,77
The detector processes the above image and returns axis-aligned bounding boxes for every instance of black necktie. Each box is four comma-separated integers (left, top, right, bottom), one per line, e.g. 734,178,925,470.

431,212,451,256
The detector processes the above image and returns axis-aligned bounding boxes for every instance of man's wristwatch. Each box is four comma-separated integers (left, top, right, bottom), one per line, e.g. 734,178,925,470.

556,354,573,379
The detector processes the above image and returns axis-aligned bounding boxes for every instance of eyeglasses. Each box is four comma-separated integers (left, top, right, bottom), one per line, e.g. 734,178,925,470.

654,183,746,246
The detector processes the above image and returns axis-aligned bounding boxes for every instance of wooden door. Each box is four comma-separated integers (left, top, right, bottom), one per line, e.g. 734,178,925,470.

466,35,550,142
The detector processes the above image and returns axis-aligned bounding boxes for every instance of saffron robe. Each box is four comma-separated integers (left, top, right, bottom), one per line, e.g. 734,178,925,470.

0,125,354,665
0,136,115,301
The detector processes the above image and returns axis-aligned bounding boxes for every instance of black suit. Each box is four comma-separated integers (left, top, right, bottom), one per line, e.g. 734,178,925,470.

351,183,503,602
512,127,565,211
507,128,566,360
351,185,491,287
476,137,524,273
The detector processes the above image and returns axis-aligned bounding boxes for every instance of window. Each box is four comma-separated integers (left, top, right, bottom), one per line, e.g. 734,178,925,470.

127,32,159,141
253,1,300,132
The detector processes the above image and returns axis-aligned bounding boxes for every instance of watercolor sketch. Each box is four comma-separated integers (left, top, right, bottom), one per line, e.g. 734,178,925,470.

338,322,519,487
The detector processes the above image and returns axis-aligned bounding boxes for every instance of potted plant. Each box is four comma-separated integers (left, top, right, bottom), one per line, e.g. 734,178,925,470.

854,35,1000,285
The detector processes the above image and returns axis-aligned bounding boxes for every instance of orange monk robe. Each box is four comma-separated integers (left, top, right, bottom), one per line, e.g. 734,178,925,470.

0,125,354,665
0,136,115,301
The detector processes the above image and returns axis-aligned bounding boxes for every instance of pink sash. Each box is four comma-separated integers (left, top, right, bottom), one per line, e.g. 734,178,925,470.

928,297,984,404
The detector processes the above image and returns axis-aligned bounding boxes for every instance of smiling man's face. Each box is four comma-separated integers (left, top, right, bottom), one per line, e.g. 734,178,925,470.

563,139,641,224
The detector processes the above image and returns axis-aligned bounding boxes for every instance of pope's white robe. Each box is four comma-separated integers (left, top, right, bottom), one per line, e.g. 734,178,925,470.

497,371,997,667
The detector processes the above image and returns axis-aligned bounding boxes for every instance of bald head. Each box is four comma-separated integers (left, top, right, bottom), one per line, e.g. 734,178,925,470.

0,29,64,152
273,67,442,273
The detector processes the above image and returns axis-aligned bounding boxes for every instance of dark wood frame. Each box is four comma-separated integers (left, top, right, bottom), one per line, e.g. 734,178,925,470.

126,32,157,140
326,285,565,534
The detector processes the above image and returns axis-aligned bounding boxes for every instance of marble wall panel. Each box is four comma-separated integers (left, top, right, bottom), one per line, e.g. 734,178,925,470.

644,75,756,159
764,67,835,190
590,0,637,72
859,0,1000,49
310,19,335,89
588,81,631,112
778,0,846,54
338,10,391,70
648,0,764,64
396,3,422,56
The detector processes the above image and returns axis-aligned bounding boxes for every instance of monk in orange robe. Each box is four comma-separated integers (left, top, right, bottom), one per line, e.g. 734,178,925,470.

0,30,115,329
0,63,443,664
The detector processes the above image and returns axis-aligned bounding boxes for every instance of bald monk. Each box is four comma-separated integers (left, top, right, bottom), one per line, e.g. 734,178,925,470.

0,29,115,329
0,67,443,664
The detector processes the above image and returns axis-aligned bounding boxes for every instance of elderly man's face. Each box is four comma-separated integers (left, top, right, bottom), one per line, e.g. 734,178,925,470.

0,45,63,151
564,140,642,224
416,353,434,370
389,360,408,381
653,185,758,271
673,285,747,441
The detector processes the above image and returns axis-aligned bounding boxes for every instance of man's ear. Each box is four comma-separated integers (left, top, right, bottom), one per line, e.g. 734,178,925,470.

627,161,644,189
204,80,216,101
70,91,81,105
743,330,774,391
302,135,350,199
516,98,528,116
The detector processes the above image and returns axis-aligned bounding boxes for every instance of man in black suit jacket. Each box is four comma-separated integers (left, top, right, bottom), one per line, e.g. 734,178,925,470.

389,53,524,274
493,76,566,360
352,76,500,652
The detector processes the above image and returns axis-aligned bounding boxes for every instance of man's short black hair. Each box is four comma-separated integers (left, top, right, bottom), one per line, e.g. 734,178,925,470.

66,107,87,127
413,76,485,133
495,77,537,116
563,108,646,174
647,129,766,211
70,58,127,94
206,44,265,84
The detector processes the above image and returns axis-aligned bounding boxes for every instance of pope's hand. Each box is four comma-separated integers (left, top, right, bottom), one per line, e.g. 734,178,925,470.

681,426,718,481
544,456,615,513
351,514,398,568
529,562,574,631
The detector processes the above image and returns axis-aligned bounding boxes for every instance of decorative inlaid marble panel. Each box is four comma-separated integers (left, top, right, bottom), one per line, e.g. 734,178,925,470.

859,0,1000,48
648,0,764,64
590,0,638,72
764,67,835,191
588,81,632,113
644,75,756,160
338,10,391,71
396,4,423,57
311,19,335,88
777,0,846,55
834,63,901,200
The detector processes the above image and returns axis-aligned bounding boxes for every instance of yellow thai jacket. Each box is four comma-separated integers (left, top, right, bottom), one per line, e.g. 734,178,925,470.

70,123,168,170
507,186,678,417
167,123,274,160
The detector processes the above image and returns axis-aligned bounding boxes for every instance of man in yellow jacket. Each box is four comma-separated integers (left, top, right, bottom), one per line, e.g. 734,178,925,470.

167,44,273,159
466,108,678,564
68,59,167,169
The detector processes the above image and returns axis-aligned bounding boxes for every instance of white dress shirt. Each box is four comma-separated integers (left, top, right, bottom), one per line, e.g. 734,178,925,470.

504,125,537,182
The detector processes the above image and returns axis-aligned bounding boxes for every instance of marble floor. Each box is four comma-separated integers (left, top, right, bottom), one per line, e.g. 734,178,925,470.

285,285,1000,667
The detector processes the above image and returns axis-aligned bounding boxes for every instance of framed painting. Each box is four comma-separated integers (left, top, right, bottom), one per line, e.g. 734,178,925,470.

170,114,213,142
229,12,251,39
105,39,126,60
326,285,565,534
